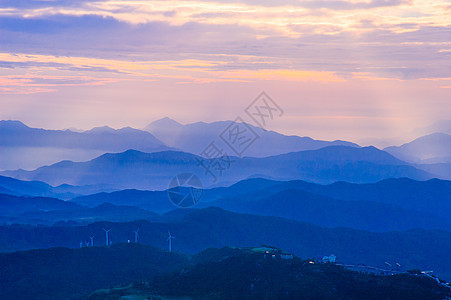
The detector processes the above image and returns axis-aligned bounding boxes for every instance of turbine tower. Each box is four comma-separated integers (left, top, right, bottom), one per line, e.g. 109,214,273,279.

167,231,175,252
89,236,94,247
103,228,111,247
133,228,139,243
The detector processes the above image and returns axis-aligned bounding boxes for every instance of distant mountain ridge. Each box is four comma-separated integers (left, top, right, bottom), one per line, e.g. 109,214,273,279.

202,188,451,232
0,120,167,151
4,118,451,173
0,193,160,225
385,132,451,163
0,193,82,216
417,162,451,180
0,175,117,199
16,202,158,226
1,208,450,280
0,175,53,197
419,119,451,135
1,174,448,232
144,117,360,157
70,176,451,232
213,177,451,219
0,120,172,171
0,146,434,189
0,118,362,171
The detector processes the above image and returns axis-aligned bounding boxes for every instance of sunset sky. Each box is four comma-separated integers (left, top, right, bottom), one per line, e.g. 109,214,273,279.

0,0,450,146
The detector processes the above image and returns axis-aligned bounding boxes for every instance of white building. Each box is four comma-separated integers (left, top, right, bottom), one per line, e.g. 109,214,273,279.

322,254,336,264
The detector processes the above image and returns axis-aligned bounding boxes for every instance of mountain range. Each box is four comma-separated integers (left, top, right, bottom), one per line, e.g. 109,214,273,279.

2,244,448,300
418,120,451,136
1,207,450,281
1,171,449,232
0,120,170,171
3,118,451,171
201,188,451,232
0,119,361,172
69,177,450,232
144,117,359,157
0,120,166,151
0,193,161,226
1,118,451,295
416,161,451,181
205,177,451,219
144,247,449,300
0,175,116,200
0,146,435,190
3,119,451,183
0,193,81,216
385,132,451,163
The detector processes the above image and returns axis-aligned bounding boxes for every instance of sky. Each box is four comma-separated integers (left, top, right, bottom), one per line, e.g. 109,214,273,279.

0,0,450,146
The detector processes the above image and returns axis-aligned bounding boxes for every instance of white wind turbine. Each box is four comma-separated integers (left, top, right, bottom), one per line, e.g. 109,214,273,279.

103,228,111,247
167,231,175,252
89,236,94,247
385,262,392,271
133,228,139,243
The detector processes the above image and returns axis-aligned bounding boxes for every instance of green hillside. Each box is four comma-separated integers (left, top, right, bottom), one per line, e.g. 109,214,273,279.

0,244,188,299
89,247,451,300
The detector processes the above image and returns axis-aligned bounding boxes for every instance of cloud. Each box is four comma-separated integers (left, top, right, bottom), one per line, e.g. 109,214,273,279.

299,0,411,10
0,0,449,85
218,69,345,82
0,0,104,9
0,60,123,73
0,72,122,94
0,0,449,147
1,0,408,10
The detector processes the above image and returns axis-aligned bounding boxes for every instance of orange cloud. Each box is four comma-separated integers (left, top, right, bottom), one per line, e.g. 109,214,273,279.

0,74,122,94
219,69,345,82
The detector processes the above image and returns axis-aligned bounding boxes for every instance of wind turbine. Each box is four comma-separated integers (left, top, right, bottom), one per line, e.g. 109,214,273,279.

103,228,111,247
85,241,90,247
167,231,175,252
133,228,139,243
89,236,94,247
384,262,392,270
